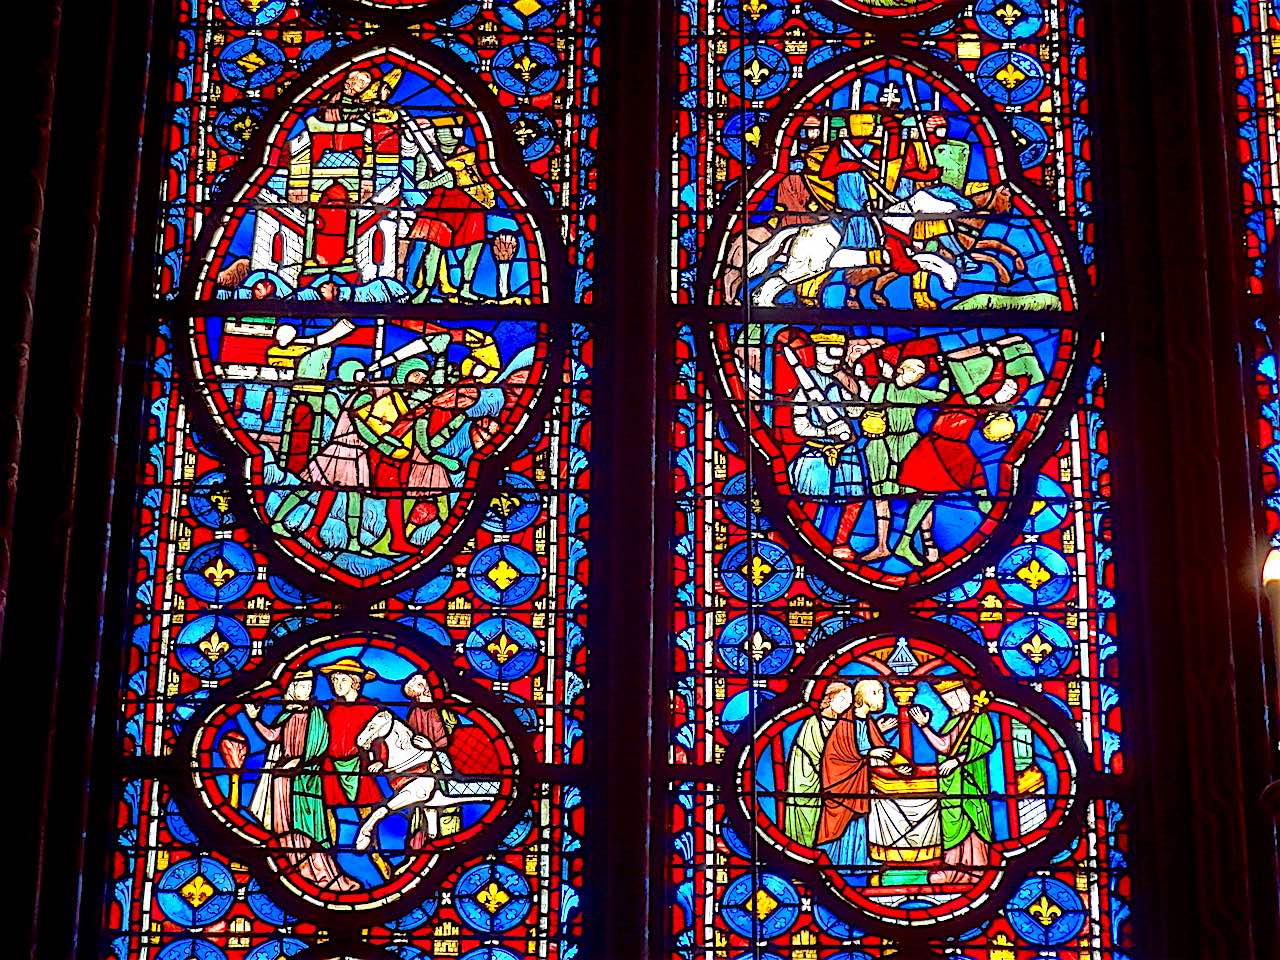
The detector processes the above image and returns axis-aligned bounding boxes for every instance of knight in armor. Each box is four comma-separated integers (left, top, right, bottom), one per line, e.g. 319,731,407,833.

403,115,497,303
815,111,885,262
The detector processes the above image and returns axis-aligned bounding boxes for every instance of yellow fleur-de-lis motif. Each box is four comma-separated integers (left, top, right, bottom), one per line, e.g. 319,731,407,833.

1028,892,1063,926
741,57,772,87
741,0,770,21
743,554,774,588
512,120,537,146
995,61,1028,90
972,689,993,711
491,491,523,518
231,114,256,143
995,2,1025,28
1020,632,1055,665
203,557,238,588
179,874,216,908
243,0,269,13
1016,558,1052,591
209,490,232,514
476,880,511,914
487,632,521,665
198,631,230,664
512,53,542,83
745,125,762,149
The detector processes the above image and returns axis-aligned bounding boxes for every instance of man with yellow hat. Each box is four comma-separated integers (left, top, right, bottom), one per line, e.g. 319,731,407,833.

320,657,387,810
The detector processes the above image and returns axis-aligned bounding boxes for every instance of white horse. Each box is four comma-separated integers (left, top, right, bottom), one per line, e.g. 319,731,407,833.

740,190,963,306
352,710,500,853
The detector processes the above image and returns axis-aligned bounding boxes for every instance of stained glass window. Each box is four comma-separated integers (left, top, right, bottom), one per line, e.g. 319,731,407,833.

1233,0,1280,547
667,2,1129,955
107,1,596,957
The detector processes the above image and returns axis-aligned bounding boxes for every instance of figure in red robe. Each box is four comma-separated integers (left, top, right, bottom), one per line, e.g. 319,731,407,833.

816,680,897,881
319,658,388,809
894,337,1046,567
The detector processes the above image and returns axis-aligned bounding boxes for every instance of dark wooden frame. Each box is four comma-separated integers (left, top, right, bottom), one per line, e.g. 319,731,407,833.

4,1,1278,958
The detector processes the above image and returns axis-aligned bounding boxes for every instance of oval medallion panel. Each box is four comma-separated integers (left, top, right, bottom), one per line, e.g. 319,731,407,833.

705,51,1082,593
179,627,523,917
735,630,1082,931
184,45,562,592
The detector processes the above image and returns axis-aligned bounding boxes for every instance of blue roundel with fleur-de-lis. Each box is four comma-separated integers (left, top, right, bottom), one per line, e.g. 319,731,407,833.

492,40,562,98
482,473,543,534
1007,876,1088,945
507,108,558,162
188,470,238,529
975,0,1045,41
183,540,257,604
175,614,251,681
455,863,533,933
720,539,795,603
721,111,770,167
998,615,1074,679
717,613,795,675
723,45,792,101
721,471,773,531
976,50,1047,106
155,856,236,927
213,102,269,154
724,0,787,34
220,0,286,26
466,616,539,681
997,544,1072,606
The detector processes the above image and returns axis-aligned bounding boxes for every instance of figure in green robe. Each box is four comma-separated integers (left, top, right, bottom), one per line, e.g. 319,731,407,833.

783,681,852,846
911,680,996,885
245,670,358,892
861,356,948,561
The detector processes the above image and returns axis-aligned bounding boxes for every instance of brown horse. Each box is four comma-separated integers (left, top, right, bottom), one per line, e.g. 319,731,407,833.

842,185,1026,308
